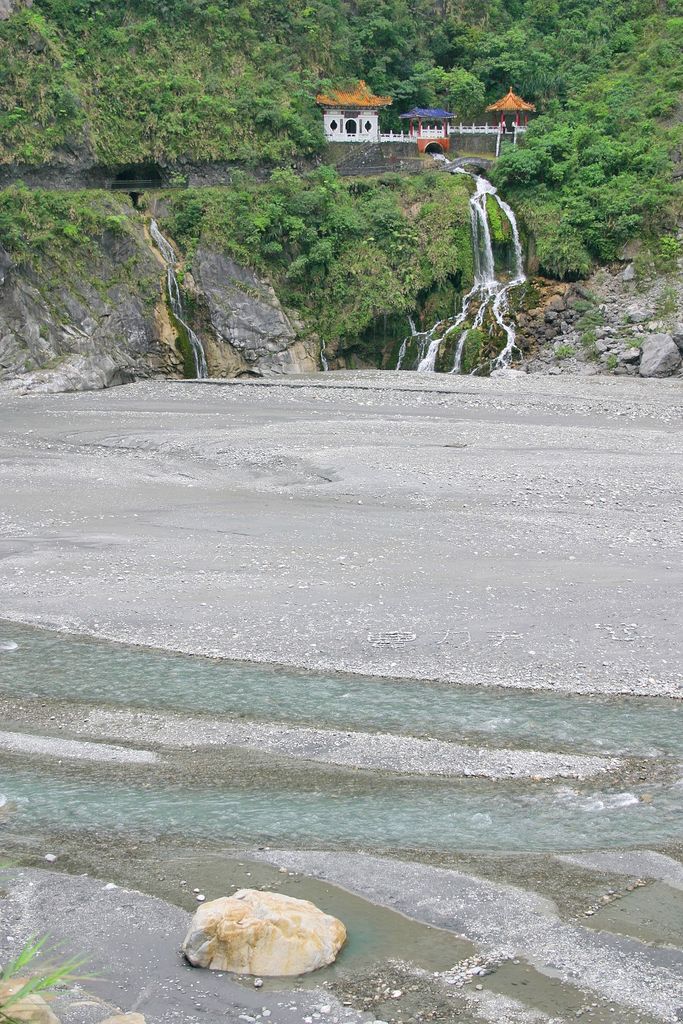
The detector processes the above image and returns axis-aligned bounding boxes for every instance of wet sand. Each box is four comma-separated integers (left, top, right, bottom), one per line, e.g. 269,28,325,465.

0,847,679,1024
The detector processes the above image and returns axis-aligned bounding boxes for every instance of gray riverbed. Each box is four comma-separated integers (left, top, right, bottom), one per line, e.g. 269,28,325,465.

0,373,680,695
0,373,681,1024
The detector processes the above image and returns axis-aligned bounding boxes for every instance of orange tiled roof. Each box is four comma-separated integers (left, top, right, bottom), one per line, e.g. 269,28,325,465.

316,80,392,108
486,87,536,112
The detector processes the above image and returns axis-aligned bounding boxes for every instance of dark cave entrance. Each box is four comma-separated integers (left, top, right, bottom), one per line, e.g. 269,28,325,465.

110,163,164,203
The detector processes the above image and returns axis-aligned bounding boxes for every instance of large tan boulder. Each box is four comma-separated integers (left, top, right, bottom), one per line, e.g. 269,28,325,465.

181,889,346,976
0,980,60,1024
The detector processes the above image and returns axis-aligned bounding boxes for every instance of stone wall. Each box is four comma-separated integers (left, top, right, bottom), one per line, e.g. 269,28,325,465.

449,133,499,158
325,142,427,177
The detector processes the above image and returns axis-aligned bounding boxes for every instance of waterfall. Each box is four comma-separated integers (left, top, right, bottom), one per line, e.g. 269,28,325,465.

406,169,525,375
396,316,421,370
150,219,208,379
320,338,329,371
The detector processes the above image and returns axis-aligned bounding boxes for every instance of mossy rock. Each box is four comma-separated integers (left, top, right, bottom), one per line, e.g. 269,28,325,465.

394,335,421,370
486,194,511,246
460,328,487,374
167,301,197,378
419,278,462,326
511,279,540,312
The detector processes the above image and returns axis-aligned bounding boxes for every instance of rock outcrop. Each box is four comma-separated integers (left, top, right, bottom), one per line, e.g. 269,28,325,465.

0,980,60,1024
0,0,32,20
0,224,180,393
0,241,11,285
194,247,318,376
518,249,683,378
639,333,682,377
0,212,320,392
182,889,346,976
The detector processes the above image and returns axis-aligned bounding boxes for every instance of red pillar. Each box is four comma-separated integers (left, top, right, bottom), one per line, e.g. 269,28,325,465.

418,118,422,139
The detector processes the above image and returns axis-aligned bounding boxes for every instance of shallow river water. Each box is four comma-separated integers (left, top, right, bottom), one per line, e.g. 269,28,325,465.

1,624,681,856
2,764,682,852
2,624,682,756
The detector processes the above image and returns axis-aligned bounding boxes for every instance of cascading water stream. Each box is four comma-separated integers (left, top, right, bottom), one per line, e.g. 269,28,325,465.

150,219,208,379
320,338,330,371
396,317,420,370
399,169,526,374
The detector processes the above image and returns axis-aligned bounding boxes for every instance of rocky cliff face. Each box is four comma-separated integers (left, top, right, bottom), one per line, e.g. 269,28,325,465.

193,247,318,377
0,210,320,393
517,243,683,379
0,0,31,21
0,227,180,393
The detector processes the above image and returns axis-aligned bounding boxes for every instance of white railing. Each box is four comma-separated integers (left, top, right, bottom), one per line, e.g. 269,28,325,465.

450,123,528,135
451,123,501,135
327,123,528,147
414,127,449,139
378,131,409,142
379,128,449,143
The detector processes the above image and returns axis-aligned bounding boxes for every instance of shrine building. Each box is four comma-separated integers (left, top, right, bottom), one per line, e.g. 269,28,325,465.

399,107,455,153
486,87,536,131
316,80,392,143
316,80,533,158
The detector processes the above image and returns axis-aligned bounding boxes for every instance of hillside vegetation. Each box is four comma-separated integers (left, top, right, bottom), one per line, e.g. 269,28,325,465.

0,0,681,278
0,171,473,365
165,169,473,355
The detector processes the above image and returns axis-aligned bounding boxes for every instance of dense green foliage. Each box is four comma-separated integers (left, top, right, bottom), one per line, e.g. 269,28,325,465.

0,171,473,359
165,167,473,345
0,185,159,311
493,14,683,276
0,183,128,261
0,0,680,277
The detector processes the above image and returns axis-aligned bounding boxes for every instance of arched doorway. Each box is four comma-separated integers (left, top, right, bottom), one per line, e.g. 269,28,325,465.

345,119,358,135
425,142,444,155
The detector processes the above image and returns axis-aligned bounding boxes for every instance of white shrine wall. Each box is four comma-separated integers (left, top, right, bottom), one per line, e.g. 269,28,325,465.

322,108,380,142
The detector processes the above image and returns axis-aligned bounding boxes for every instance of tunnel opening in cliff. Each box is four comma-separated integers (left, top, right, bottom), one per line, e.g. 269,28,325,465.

111,163,164,201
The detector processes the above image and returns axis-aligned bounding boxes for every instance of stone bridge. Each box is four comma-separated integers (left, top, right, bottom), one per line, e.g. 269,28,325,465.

446,156,495,173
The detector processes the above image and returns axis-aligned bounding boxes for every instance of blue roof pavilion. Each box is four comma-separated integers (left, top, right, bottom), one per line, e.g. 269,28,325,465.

399,107,454,119
399,107,454,153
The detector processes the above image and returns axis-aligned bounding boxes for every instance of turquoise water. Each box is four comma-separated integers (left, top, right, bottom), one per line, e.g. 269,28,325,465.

2,765,681,853
2,622,681,854
1,623,681,758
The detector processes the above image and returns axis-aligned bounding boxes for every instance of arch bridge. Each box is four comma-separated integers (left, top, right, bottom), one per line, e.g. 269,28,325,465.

447,156,494,174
